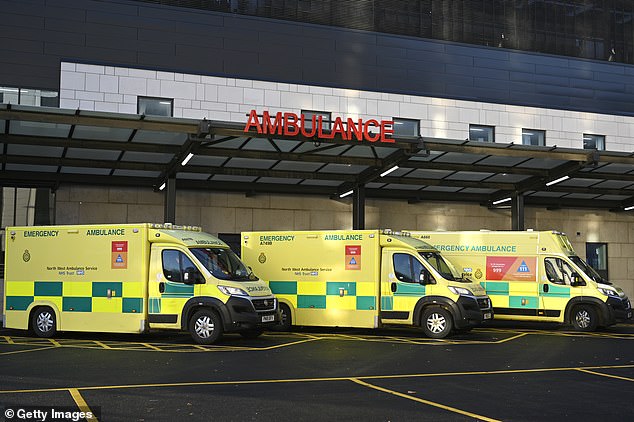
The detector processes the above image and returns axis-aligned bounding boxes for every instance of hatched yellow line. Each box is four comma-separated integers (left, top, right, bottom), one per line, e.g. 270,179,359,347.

3,364,634,395
576,368,634,382
93,341,112,350
48,338,61,347
140,343,163,351
2,336,15,344
68,388,99,421
350,378,500,422
0,346,59,356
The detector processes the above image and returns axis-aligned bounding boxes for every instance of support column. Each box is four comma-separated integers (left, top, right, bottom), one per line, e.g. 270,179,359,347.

34,188,51,225
511,193,525,231
352,185,365,230
164,176,176,224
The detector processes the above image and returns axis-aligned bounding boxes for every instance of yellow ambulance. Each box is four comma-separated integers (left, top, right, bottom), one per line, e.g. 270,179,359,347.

3,223,279,344
407,230,632,331
241,230,492,338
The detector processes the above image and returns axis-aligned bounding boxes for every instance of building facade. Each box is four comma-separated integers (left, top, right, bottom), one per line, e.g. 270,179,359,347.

1,0,634,296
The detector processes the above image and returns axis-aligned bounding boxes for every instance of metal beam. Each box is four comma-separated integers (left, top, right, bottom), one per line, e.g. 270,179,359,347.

511,194,525,230
164,176,176,224
353,185,366,230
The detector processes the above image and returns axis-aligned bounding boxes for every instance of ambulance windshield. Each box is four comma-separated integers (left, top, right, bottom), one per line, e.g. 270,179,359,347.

569,255,609,285
190,247,258,281
419,251,466,282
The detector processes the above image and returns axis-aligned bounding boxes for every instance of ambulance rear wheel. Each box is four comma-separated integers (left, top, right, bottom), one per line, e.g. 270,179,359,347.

31,307,57,338
189,309,223,345
571,304,598,332
421,307,453,339
271,303,292,332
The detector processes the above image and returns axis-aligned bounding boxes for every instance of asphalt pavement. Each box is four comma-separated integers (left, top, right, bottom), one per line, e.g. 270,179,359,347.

1,322,634,421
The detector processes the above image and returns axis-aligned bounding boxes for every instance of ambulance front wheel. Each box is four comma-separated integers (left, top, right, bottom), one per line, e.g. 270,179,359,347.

421,307,453,339
189,309,223,345
31,306,57,338
571,304,598,332
271,303,292,332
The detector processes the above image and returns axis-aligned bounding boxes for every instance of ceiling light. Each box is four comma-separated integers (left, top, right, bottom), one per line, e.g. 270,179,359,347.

492,197,512,205
159,182,166,191
181,153,194,166
624,205,634,211
380,166,399,177
339,190,354,198
545,175,570,187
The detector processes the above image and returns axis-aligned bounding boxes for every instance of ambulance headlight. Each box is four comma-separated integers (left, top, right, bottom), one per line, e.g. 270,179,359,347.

448,286,473,296
598,287,619,298
218,285,249,296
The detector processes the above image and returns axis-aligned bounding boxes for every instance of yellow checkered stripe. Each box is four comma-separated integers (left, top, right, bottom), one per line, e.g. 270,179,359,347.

269,280,377,310
5,281,144,313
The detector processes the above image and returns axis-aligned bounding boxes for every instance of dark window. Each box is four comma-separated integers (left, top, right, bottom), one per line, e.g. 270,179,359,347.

469,125,495,142
583,134,605,150
0,86,58,107
393,253,426,283
162,249,198,283
218,233,241,256
138,97,173,117
301,109,331,130
522,129,546,146
393,118,420,137
586,242,608,280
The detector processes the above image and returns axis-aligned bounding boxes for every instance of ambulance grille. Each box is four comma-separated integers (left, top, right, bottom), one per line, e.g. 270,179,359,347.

252,298,276,311
477,298,491,309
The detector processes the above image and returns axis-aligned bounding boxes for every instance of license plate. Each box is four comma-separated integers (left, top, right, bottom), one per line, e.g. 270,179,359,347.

262,314,275,323
483,312,492,320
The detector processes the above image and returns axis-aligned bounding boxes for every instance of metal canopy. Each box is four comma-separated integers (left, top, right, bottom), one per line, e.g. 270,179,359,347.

2,104,634,211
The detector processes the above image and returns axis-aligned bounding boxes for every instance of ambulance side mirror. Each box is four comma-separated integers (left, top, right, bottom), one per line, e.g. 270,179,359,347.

420,270,436,285
569,272,585,287
183,268,205,285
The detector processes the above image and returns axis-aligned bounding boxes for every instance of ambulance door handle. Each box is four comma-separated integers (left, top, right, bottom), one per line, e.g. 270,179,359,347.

159,282,165,293
391,282,397,293
543,284,549,293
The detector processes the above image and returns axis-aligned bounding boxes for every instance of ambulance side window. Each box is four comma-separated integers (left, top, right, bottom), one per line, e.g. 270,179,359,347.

162,250,198,283
544,257,574,285
393,253,426,283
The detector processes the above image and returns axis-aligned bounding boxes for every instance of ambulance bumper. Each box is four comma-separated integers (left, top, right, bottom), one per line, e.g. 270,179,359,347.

221,295,281,332
607,296,632,322
454,295,493,329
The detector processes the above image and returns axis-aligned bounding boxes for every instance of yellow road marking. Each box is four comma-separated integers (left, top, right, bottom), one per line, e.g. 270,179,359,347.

0,325,631,354
68,388,99,421
93,341,112,350
0,346,60,356
2,364,634,395
576,368,634,382
140,343,163,351
350,378,500,422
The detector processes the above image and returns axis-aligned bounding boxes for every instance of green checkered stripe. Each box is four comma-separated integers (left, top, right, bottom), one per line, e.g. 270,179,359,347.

148,282,195,313
5,281,143,313
380,283,426,311
480,281,570,309
269,281,376,310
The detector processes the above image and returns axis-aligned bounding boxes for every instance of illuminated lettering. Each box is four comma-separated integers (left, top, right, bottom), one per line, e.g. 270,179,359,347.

244,110,394,143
